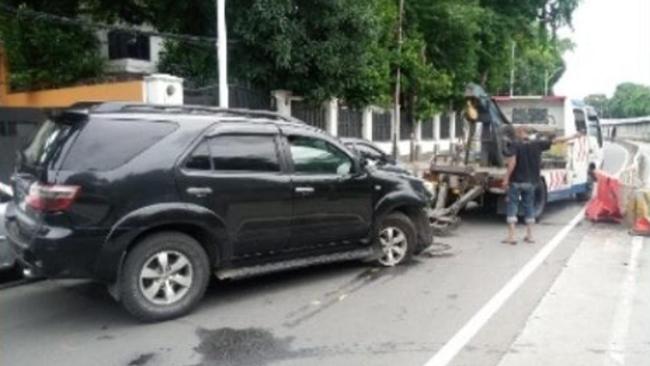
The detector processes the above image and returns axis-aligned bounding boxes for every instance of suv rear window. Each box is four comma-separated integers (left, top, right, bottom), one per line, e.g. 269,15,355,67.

61,118,177,171
22,119,76,169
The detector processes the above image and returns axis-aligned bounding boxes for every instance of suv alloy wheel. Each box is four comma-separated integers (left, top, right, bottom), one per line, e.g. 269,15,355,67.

376,212,416,267
120,232,210,322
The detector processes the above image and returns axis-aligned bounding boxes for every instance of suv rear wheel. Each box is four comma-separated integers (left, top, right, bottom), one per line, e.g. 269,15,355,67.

119,232,210,322
375,212,416,267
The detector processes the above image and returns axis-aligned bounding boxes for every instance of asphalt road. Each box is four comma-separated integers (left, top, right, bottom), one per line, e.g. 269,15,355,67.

0,143,628,366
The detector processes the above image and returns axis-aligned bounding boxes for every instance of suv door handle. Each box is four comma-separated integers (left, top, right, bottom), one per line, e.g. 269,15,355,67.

295,186,315,194
186,187,213,197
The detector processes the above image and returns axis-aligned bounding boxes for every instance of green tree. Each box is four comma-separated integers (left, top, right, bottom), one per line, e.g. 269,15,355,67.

0,3,104,91
157,0,394,106
608,83,650,118
227,0,392,106
584,93,609,117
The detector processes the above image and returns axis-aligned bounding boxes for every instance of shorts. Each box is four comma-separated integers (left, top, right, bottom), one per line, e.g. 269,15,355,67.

506,182,536,224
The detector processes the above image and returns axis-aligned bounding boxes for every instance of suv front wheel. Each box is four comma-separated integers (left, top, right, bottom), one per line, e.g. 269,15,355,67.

375,212,416,267
119,232,210,322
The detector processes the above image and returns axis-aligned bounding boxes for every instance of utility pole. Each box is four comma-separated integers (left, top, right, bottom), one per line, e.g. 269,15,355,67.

509,41,516,97
216,0,228,107
392,0,405,159
510,41,517,96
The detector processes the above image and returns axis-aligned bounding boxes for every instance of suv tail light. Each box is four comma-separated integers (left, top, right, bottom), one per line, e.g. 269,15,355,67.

26,183,80,212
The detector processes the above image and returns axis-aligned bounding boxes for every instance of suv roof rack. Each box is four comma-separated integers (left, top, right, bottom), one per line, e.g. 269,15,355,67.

84,102,305,125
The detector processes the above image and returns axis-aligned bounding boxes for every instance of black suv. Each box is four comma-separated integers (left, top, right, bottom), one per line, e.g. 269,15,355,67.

5,103,433,321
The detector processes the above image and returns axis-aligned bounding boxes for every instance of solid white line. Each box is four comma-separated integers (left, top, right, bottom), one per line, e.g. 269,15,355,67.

606,236,643,365
423,208,585,366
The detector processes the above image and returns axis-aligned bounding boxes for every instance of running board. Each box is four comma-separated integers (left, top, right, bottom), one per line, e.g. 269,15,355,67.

216,247,376,280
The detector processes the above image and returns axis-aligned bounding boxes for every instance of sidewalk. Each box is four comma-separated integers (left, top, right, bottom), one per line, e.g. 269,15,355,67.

497,224,650,366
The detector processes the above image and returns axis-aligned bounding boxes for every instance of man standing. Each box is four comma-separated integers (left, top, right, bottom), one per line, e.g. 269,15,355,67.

502,127,583,244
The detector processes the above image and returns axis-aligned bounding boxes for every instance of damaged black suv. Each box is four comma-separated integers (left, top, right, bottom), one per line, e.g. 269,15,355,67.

5,103,433,321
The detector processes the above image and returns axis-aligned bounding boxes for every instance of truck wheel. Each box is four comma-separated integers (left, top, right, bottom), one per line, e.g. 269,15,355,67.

375,212,416,267
119,232,210,322
576,167,596,201
533,181,547,219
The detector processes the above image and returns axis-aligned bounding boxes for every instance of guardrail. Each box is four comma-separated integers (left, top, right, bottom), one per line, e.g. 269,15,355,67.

602,116,650,141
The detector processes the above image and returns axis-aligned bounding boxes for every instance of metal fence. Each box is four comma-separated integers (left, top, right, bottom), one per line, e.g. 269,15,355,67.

400,114,413,140
229,85,273,110
455,112,464,138
337,107,363,137
421,118,434,140
291,100,326,130
184,84,273,110
0,108,44,183
440,113,451,139
372,111,392,141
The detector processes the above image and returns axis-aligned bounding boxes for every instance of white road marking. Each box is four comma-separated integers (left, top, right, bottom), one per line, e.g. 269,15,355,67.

423,209,585,366
606,236,644,365
423,143,628,366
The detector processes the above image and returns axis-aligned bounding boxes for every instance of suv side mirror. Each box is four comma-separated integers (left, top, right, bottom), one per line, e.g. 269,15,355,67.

360,156,369,168
352,156,368,176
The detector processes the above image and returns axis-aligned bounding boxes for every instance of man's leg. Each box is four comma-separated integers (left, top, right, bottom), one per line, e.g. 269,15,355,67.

505,185,519,244
522,184,536,242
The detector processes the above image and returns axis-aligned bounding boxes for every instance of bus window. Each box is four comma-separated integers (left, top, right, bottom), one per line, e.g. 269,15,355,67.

512,107,551,124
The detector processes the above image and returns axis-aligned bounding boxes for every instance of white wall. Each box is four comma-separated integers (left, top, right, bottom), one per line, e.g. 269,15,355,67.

374,139,452,157
143,74,184,105
272,92,457,158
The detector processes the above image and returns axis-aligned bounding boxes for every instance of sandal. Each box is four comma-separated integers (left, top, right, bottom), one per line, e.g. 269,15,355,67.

501,239,517,245
523,237,535,244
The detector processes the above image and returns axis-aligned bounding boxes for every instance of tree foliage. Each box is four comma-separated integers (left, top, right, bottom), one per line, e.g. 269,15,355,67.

0,2,104,91
586,83,650,118
0,0,580,112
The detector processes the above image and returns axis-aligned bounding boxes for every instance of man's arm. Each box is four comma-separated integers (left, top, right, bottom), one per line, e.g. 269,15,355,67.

552,131,585,145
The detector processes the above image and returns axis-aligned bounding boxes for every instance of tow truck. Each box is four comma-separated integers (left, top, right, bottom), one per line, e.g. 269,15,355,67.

426,84,604,233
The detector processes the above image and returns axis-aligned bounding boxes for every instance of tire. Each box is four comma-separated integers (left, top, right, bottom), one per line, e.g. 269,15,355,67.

119,232,210,322
374,212,417,267
576,168,596,201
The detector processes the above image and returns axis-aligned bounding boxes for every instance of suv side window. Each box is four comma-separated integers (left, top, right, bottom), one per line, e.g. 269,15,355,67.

186,134,280,172
288,135,352,175
185,141,211,170
61,118,177,171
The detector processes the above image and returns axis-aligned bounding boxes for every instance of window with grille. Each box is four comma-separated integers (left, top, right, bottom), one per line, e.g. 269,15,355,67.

108,31,151,61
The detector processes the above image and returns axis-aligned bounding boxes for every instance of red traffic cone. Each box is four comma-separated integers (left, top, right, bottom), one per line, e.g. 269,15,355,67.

632,216,650,236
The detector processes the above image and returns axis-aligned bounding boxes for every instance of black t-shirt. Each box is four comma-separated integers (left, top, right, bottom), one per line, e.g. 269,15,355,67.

509,140,552,184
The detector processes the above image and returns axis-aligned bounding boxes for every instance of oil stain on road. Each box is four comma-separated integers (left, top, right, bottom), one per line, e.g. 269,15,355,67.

193,327,315,366
192,327,438,365
127,353,155,366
